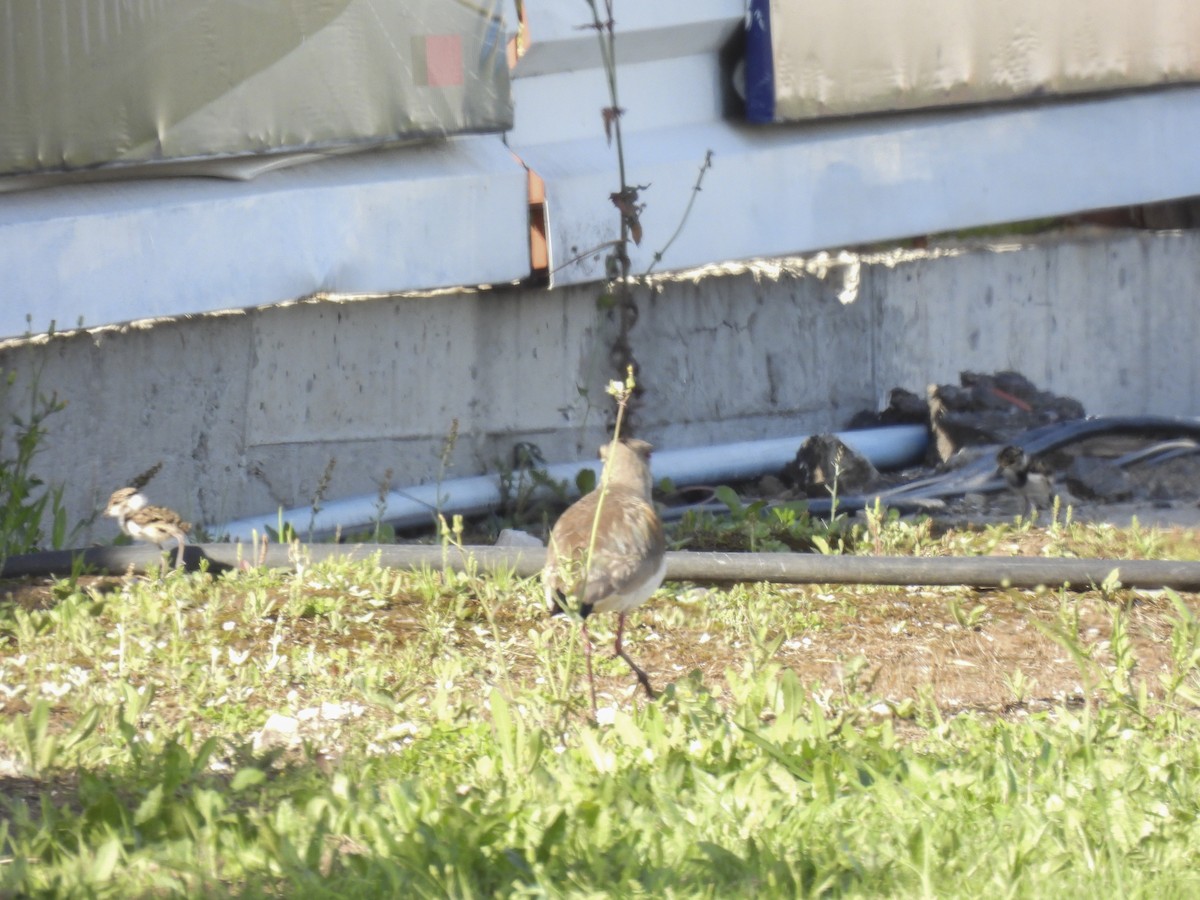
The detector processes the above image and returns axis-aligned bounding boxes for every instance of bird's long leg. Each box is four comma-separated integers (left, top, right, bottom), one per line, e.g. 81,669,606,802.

614,613,656,699
582,620,598,717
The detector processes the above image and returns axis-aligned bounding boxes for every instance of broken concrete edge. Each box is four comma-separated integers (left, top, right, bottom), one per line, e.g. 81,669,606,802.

4,543,1200,592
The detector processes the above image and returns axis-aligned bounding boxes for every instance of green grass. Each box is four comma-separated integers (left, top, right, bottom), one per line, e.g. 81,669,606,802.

1,518,1199,897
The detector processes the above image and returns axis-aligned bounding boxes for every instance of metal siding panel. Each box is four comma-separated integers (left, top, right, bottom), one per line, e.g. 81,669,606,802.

514,87,1200,286
0,137,529,338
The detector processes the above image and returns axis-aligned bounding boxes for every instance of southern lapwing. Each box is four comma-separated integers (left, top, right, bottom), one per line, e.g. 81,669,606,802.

105,486,191,568
544,438,666,711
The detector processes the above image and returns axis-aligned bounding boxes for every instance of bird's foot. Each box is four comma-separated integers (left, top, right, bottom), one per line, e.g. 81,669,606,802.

617,650,657,700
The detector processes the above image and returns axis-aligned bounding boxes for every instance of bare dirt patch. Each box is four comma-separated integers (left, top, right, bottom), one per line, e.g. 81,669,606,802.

575,513,1200,718
602,578,1189,723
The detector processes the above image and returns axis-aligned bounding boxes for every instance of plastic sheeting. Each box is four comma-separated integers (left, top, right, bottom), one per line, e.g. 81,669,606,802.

749,0,1200,123
0,0,512,181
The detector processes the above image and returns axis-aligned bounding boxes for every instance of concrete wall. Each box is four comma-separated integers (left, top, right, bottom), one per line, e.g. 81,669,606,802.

2,228,1197,542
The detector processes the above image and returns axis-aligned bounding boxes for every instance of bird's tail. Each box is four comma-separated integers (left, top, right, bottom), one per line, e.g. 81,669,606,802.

129,461,164,491
547,589,593,620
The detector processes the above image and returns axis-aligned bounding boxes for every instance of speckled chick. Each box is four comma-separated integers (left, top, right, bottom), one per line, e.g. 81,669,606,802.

105,487,191,568
995,445,1055,516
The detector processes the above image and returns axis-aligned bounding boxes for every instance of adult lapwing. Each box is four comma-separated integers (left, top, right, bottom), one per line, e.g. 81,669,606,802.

544,438,666,711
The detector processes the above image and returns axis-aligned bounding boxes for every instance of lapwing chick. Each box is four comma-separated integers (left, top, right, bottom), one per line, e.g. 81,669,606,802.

995,445,1055,516
544,438,666,712
105,487,191,568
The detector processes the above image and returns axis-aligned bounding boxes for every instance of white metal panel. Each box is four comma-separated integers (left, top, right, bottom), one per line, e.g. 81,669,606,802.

507,53,727,150
515,0,741,76
512,84,1200,285
0,137,529,338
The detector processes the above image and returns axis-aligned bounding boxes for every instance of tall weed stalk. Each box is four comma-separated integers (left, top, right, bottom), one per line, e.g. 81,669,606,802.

0,367,71,565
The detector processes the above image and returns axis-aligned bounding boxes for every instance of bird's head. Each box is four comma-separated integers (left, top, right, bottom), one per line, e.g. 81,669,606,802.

995,445,1026,471
105,487,148,518
600,438,655,498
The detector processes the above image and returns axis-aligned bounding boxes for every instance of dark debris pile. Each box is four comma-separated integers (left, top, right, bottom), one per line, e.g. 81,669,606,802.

769,370,1200,520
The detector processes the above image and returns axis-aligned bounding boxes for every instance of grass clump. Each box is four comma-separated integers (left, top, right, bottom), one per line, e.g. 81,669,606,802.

0,514,1198,895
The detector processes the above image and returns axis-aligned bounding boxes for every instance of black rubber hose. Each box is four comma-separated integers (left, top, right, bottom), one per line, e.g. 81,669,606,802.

878,414,1200,503
4,543,1200,591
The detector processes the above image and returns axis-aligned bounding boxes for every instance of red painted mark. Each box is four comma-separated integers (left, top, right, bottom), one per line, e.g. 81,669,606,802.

991,386,1032,411
425,34,463,87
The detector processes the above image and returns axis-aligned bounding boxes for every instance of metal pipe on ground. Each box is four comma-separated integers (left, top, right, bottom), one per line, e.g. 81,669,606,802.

5,543,1200,592
212,425,929,541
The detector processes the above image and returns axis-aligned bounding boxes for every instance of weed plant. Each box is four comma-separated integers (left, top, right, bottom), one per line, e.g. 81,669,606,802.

0,367,71,567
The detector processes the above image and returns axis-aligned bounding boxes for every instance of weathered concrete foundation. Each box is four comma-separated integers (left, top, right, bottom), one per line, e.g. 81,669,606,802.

2,228,1197,541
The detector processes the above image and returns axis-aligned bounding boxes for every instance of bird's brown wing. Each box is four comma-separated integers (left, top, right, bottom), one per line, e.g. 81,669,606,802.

545,489,663,610
136,506,192,534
